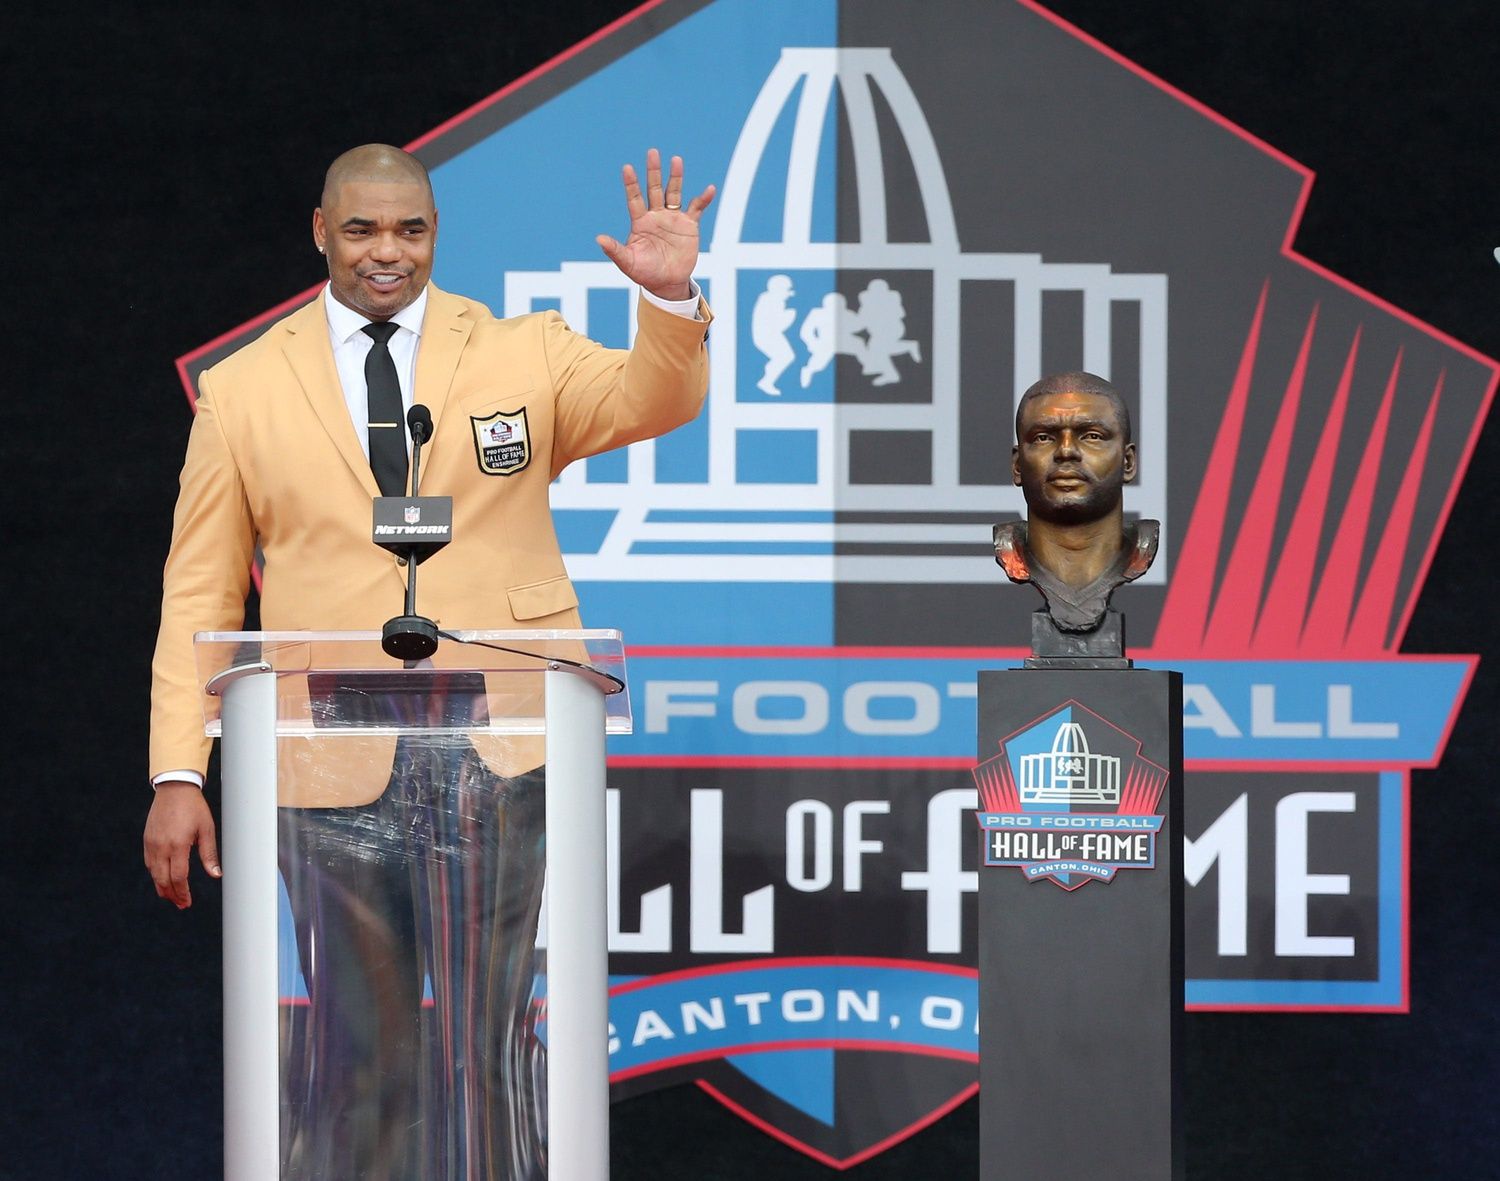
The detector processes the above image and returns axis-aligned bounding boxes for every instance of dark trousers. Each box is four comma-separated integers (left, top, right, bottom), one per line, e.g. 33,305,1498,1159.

277,738,547,1181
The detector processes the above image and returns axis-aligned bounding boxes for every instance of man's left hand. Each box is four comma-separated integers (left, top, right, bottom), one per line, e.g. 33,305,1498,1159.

596,148,716,302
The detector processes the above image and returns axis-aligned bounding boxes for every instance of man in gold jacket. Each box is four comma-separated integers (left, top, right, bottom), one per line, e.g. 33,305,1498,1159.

145,143,712,897
141,143,714,1177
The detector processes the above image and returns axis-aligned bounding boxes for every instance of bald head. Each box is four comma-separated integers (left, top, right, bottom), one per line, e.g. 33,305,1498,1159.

313,144,438,320
1011,369,1138,531
1016,371,1132,446
321,144,432,208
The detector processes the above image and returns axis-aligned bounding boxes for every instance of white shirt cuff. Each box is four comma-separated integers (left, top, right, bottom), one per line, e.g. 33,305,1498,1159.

152,771,205,790
640,280,703,320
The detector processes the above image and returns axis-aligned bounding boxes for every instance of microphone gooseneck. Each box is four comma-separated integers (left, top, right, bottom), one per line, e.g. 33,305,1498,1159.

407,403,433,497
402,404,431,619
377,403,445,660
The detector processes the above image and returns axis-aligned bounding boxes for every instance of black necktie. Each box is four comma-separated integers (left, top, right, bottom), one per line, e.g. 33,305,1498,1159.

362,322,408,496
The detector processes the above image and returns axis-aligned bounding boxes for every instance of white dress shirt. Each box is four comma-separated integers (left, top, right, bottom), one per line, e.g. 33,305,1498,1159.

325,285,427,460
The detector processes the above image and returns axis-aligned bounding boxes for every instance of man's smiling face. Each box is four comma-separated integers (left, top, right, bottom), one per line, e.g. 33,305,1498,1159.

312,179,436,321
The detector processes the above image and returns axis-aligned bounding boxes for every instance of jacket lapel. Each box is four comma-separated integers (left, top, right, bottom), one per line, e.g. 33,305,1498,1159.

415,284,474,438
280,296,382,498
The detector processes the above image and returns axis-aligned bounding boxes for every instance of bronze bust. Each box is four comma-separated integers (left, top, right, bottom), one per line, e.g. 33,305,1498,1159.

995,371,1158,663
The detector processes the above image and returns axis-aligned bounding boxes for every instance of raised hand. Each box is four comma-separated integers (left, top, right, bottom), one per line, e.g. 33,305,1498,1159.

596,148,716,302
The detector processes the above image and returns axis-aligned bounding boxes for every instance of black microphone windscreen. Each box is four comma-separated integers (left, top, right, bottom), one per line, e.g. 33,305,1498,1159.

408,404,434,442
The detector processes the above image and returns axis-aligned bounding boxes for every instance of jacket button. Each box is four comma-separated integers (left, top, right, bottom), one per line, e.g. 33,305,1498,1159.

396,556,408,567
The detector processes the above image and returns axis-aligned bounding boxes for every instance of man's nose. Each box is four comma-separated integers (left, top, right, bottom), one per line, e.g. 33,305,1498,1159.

370,233,402,261
1054,430,1082,458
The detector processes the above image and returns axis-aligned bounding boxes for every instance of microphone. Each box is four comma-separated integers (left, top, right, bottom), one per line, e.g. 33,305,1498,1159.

372,403,452,659
408,403,433,448
407,403,434,502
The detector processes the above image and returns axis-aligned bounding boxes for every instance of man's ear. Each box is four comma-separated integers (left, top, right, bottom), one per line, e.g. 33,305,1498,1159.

1011,444,1022,486
1122,442,1138,484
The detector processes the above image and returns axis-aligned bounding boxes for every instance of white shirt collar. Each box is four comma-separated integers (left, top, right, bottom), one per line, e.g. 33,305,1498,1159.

322,282,429,344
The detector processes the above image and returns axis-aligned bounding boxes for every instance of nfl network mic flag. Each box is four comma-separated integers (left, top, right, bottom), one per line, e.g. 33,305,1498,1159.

177,0,1495,1167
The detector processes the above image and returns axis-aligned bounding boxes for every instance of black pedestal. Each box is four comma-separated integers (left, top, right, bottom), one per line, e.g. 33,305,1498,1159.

977,669,1184,1181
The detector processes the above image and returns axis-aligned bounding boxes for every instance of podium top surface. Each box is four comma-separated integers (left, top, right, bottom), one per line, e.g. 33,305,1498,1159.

194,629,630,738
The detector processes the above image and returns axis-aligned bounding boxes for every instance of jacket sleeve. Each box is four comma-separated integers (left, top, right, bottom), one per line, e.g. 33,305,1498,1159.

545,293,712,479
147,367,256,781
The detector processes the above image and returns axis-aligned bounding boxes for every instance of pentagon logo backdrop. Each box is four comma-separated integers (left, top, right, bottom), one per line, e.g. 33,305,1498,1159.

179,0,1495,1168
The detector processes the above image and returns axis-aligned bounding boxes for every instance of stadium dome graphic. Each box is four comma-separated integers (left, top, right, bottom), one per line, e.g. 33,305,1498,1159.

1019,720,1123,805
505,47,1169,584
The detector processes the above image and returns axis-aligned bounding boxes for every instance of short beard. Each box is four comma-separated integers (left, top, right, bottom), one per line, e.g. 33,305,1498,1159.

1022,473,1123,526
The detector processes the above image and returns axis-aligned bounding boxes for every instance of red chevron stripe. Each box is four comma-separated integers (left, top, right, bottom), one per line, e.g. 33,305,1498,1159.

1203,304,1320,651
1155,281,1270,648
1250,326,1362,652
1299,350,1403,652
973,755,1019,812
1345,373,1444,652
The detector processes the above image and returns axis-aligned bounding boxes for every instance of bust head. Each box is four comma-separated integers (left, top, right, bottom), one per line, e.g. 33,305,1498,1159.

1012,371,1136,525
998,373,1155,651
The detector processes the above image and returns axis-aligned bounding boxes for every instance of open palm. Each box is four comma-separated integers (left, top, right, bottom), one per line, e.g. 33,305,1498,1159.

597,148,716,301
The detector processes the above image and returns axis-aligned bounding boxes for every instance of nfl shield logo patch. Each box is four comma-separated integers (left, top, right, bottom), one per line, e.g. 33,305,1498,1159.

470,407,530,475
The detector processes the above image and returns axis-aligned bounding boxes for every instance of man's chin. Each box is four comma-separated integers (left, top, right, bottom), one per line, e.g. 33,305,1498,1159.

1031,493,1117,526
339,283,417,320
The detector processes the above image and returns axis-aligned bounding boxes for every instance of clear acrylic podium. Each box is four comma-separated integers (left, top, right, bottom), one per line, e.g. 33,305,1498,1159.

196,629,630,1181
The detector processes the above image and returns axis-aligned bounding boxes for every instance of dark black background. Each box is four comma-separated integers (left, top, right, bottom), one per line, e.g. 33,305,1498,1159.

5,1,1497,1177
